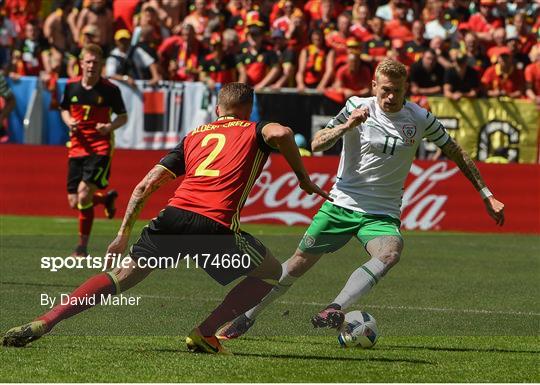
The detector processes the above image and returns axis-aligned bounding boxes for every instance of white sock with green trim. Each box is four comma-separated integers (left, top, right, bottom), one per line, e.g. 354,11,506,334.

332,257,386,310
245,261,297,320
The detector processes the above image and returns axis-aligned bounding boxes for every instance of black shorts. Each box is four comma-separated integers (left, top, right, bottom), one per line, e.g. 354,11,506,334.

67,155,111,193
130,206,268,286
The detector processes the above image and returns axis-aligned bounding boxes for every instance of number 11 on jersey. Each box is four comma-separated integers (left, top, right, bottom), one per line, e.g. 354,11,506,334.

383,136,398,155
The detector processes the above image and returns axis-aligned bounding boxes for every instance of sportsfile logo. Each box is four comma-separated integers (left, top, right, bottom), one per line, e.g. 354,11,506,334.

40,253,251,272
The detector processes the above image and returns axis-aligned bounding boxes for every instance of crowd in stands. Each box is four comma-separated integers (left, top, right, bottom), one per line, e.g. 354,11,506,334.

0,0,539,105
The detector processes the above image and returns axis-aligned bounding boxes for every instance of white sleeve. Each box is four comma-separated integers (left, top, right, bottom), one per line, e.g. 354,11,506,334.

105,57,118,77
324,97,365,129
422,110,450,147
135,47,155,67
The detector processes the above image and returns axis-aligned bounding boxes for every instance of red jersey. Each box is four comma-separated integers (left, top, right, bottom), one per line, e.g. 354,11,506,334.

159,118,272,232
525,62,540,95
481,65,525,96
60,77,126,158
336,63,371,91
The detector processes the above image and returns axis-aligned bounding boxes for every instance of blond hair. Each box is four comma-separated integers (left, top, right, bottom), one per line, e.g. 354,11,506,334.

375,59,407,80
80,43,103,59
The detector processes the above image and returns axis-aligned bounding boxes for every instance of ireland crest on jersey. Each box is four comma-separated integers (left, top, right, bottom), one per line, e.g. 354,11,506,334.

402,125,416,145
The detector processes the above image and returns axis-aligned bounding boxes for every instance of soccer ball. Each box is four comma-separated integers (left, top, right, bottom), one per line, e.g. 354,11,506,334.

338,311,379,349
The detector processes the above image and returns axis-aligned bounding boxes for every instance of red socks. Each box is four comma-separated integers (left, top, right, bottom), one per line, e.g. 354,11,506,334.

37,273,118,331
78,205,94,248
198,277,274,336
93,192,107,205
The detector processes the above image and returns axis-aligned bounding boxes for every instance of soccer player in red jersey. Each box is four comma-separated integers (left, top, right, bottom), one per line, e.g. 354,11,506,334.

60,44,128,257
3,83,330,355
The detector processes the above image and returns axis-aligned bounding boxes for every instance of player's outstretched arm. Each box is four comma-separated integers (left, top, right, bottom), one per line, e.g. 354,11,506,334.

312,106,369,152
440,137,505,226
108,166,175,254
262,123,332,201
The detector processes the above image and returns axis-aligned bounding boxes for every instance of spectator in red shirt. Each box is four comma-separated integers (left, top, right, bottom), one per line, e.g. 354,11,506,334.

467,0,501,42
236,25,280,89
481,48,526,98
304,0,344,26
325,12,354,68
272,0,295,32
296,28,335,92
384,1,413,41
324,40,371,104
524,44,540,105
486,27,508,63
158,23,201,81
361,17,391,66
199,33,244,90
350,4,372,42
286,8,309,49
506,12,537,56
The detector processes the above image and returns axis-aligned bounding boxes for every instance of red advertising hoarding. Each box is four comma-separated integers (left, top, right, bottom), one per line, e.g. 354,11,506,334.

1,145,538,233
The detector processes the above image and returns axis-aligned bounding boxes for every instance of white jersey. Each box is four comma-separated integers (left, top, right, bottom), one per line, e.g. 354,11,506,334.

326,96,450,218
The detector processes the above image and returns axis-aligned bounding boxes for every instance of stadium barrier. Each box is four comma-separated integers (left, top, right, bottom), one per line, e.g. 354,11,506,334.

5,77,539,162
1,145,538,234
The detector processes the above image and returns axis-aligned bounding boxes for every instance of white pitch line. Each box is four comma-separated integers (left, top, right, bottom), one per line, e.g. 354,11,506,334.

137,294,540,317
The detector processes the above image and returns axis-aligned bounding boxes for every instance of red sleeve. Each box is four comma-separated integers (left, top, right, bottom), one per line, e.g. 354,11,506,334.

158,36,182,58
481,66,495,87
335,65,347,82
524,64,534,83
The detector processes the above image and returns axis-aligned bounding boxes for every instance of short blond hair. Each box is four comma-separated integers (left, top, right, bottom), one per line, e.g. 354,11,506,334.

80,43,103,59
375,59,407,80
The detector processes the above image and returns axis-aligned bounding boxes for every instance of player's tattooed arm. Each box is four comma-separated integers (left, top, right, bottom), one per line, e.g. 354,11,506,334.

440,137,486,191
117,166,175,236
312,106,370,152
440,137,505,225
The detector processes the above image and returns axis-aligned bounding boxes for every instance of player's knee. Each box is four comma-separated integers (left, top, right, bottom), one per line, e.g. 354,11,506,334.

289,249,322,276
380,251,400,269
112,262,152,292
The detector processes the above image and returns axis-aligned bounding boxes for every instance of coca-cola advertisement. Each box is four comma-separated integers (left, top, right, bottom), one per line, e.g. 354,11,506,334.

241,156,540,234
1,145,538,234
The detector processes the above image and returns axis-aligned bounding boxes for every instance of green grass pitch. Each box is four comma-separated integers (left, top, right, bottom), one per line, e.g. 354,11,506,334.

0,215,539,382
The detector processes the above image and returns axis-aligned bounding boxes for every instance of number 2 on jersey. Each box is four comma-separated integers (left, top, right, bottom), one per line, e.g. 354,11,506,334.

195,133,226,177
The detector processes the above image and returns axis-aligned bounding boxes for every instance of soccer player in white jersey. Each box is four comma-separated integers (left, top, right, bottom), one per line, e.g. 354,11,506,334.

217,59,505,338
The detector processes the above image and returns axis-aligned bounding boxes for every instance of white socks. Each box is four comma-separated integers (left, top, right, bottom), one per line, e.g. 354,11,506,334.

245,261,297,320
332,257,386,310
